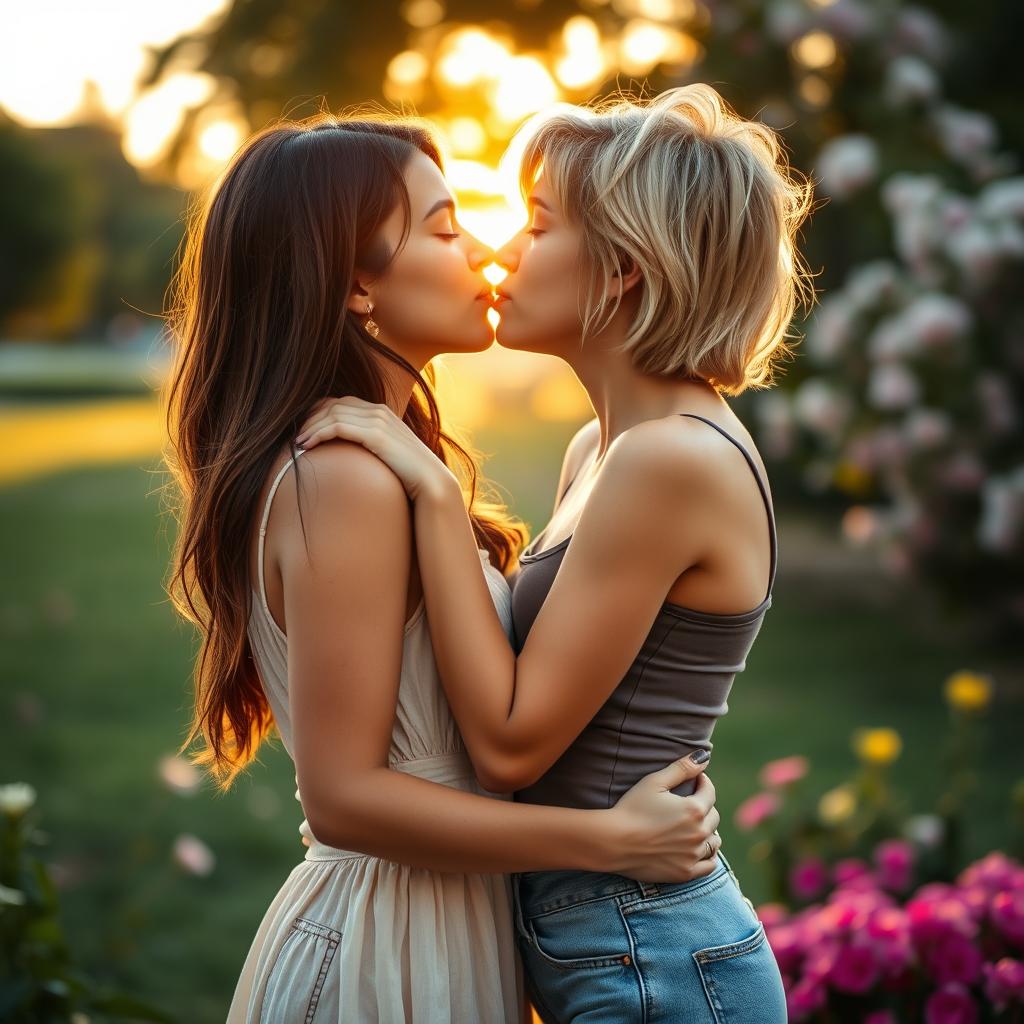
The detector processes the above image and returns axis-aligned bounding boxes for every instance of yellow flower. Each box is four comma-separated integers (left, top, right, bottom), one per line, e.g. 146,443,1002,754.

818,785,857,825
833,460,872,496
944,671,993,713
852,727,902,765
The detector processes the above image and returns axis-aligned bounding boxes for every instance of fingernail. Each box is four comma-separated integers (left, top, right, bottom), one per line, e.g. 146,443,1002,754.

689,748,710,764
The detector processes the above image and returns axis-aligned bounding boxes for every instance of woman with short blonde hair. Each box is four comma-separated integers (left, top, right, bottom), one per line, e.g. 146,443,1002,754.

298,83,815,1021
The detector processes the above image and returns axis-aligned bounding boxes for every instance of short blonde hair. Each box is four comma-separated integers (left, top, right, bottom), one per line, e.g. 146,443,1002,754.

516,84,817,394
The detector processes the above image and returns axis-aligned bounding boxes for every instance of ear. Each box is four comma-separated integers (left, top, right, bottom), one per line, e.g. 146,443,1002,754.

345,276,376,316
607,253,643,298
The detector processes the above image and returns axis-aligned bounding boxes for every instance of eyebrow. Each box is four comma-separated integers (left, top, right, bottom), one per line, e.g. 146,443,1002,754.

423,197,457,221
527,195,552,212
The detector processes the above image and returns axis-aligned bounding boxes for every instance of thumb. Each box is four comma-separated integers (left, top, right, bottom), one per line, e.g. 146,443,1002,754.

644,748,711,789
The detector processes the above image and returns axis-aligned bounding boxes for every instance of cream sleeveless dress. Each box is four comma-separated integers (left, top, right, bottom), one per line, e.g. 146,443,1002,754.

227,450,526,1023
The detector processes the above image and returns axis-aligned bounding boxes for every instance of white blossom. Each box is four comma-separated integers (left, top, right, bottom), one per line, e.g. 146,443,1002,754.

904,408,952,450
902,293,971,349
172,834,216,877
885,56,939,108
867,363,920,410
794,378,852,438
815,134,879,200
977,177,1024,221
934,105,998,165
0,782,36,817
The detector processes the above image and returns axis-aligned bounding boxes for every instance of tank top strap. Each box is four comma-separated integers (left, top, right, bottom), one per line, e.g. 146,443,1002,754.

256,449,306,620
678,413,778,598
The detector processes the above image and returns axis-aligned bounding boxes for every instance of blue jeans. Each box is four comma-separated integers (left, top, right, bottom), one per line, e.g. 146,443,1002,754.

511,850,787,1023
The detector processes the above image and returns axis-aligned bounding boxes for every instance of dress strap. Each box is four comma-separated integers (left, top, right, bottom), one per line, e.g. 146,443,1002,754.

678,413,778,599
256,450,306,621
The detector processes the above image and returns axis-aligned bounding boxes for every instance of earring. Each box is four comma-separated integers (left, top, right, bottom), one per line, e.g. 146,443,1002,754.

364,302,380,339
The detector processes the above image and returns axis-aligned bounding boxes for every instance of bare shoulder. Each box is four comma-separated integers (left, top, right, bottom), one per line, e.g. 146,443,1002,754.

602,415,723,495
291,440,407,509
275,441,410,558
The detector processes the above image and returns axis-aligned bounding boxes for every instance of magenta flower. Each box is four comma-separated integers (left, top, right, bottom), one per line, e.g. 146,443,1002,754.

983,957,1024,1009
924,931,983,986
958,850,1021,893
734,790,781,831
756,902,790,928
924,982,978,1024
991,888,1024,947
790,857,830,901
874,838,916,892
786,975,826,1021
828,940,881,993
866,907,915,973
863,1011,898,1024
834,858,873,886
765,921,806,975
759,755,809,789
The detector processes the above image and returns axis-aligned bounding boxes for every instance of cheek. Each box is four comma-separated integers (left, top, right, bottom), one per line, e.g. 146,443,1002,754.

376,245,489,347
516,239,584,323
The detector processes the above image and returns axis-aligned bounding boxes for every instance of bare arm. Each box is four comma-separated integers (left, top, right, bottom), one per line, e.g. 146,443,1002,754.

277,440,716,877
292,403,721,795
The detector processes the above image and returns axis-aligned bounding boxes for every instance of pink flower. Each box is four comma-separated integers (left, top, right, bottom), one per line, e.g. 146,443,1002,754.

787,975,827,1021
924,982,978,1024
734,791,781,831
790,857,830,901
756,902,790,928
959,851,1021,893
828,941,881,993
767,922,807,975
866,907,915,973
991,889,1024,947
874,839,916,892
983,957,1024,1009
834,858,873,886
759,755,810,789
172,834,216,877
924,932,983,986
906,891,978,948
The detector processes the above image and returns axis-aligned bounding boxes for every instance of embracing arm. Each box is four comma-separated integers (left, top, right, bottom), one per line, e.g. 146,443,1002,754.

278,441,713,876
410,422,711,792
292,400,717,796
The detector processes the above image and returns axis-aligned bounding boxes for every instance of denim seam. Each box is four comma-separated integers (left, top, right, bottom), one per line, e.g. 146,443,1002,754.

617,903,650,1024
692,920,767,964
620,865,731,916
527,886,644,921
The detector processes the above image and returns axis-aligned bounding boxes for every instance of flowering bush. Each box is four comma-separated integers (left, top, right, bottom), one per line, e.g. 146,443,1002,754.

732,671,1024,1019
0,783,171,1022
736,1,1024,635
762,851,1024,1022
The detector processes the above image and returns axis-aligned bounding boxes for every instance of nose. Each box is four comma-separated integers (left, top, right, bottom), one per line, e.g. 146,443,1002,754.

464,230,496,272
492,237,520,273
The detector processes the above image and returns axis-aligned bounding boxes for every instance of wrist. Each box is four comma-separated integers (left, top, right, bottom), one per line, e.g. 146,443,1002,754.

417,468,462,507
579,809,625,874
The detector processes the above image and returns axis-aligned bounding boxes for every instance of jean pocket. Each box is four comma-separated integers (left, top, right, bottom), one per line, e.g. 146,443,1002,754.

692,920,788,1023
523,896,633,972
259,916,342,1024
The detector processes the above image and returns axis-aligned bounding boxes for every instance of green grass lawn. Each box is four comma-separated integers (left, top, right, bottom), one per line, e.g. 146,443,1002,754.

1,415,1020,1022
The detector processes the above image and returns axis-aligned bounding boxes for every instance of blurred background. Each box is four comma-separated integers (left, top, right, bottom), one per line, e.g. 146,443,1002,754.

1,0,1022,1020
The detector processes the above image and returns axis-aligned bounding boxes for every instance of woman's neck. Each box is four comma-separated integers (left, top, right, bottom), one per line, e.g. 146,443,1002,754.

565,321,726,460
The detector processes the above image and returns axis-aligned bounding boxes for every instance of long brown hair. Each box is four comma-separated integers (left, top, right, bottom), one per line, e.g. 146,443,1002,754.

163,111,525,791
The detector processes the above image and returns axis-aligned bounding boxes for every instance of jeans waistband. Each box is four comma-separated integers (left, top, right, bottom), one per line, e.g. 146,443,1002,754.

512,848,736,925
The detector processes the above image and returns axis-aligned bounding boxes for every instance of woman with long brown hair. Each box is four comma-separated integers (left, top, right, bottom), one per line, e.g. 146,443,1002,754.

162,111,722,1022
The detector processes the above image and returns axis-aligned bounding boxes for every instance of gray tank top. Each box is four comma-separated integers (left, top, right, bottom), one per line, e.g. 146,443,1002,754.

510,413,778,809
